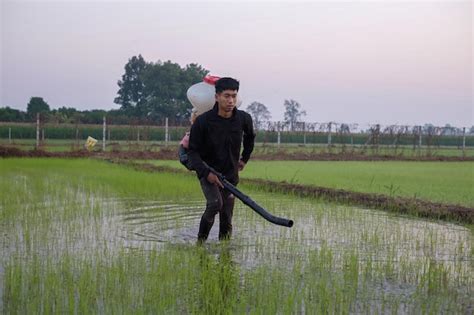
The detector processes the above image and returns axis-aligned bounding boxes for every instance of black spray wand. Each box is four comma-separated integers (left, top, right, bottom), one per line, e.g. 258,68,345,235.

205,164,294,228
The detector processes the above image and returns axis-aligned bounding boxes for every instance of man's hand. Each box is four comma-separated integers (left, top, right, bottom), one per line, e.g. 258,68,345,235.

207,172,224,188
238,159,246,171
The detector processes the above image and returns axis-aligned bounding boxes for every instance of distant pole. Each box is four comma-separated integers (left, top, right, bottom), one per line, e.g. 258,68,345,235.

42,128,45,142
303,122,306,145
165,117,169,146
328,122,332,146
137,129,140,142
418,126,422,148
102,116,106,151
277,122,281,147
108,129,111,141
462,127,466,155
36,113,40,149
75,127,79,147
8,127,11,144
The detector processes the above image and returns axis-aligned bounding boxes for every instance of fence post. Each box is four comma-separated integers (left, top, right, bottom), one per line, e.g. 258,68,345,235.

102,116,106,151
462,127,466,156
303,122,306,145
165,117,169,146
418,126,422,148
277,121,281,147
328,122,332,146
36,113,40,149
75,126,79,148
8,127,11,144
137,129,140,142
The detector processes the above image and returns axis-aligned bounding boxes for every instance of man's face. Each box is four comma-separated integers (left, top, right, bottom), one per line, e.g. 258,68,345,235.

216,89,238,114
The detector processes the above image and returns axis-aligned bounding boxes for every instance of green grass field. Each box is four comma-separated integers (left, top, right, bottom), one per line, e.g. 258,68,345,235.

0,139,171,152
253,142,474,158
1,158,472,313
146,160,474,207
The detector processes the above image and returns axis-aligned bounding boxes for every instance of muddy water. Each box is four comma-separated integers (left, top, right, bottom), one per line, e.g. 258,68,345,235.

1,192,472,269
117,199,204,245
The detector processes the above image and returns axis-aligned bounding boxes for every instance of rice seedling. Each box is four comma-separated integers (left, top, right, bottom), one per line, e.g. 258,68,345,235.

0,158,472,313
146,159,474,207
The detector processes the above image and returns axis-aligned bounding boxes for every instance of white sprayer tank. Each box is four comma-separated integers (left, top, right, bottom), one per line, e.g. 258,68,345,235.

187,75,242,116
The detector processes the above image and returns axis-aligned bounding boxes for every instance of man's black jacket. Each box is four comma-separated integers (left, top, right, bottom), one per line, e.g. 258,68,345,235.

188,104,255,185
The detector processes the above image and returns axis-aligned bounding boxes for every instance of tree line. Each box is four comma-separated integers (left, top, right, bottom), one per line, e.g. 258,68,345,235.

0,55,310,129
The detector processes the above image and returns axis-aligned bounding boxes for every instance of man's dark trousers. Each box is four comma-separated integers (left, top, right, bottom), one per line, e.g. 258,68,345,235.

197,177,235,241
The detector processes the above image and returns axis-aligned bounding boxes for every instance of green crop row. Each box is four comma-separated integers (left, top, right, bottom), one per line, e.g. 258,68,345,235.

145,160,474,207
256,131,473,146
0,124,188,142
0,124,472,146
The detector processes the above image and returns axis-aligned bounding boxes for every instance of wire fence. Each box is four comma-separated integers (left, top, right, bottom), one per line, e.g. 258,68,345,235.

261,121,472,148
0,116,472,155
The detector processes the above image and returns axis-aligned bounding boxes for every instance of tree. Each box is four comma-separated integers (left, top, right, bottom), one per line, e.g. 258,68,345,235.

49,107,78,124
0,106,26,122
141,60,208,123
339,123,351,133
81,110,108,124
423,123,435,135
245,101,271,130
26,97,50,120
442,124,456,136
114,55,148,114
283,99,306,131
114,56,208,123
107,109,132,125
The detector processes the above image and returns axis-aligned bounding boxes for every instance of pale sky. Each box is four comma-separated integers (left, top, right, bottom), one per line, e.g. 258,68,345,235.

1,0,472,126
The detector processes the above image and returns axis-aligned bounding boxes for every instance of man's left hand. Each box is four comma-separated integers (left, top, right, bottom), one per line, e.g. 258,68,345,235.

238,159,246,171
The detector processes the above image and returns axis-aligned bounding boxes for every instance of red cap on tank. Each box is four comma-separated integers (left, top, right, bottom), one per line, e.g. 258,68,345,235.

203,75,220,85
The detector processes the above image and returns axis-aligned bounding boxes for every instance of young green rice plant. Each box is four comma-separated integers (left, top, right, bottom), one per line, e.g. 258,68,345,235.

145,159,474,207
1,158,472,313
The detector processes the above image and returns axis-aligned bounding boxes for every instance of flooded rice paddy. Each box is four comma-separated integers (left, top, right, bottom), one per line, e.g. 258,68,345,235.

0,159,472,313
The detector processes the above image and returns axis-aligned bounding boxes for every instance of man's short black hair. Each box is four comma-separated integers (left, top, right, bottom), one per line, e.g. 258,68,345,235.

215,77,239,94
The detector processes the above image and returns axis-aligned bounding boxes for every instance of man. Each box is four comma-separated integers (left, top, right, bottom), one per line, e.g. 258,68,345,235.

188,77,255,243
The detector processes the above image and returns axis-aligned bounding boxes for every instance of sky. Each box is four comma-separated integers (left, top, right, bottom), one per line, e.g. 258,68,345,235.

1,0,472,127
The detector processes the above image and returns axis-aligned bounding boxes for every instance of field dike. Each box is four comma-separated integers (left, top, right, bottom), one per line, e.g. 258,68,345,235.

111,159,474,224
1,145,473,161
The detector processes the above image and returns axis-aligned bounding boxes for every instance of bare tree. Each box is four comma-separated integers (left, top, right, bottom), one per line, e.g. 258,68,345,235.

245,101,271,130
283,99,306,131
